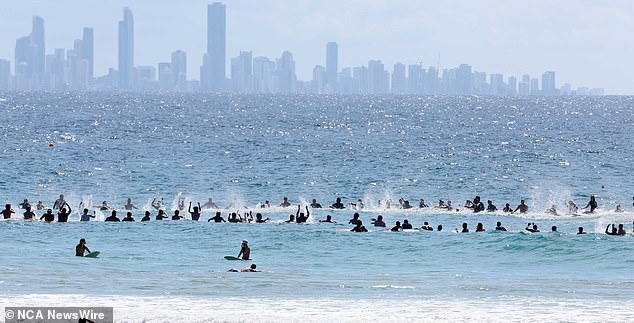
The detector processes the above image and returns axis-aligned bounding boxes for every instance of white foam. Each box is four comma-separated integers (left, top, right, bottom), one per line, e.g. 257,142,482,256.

1,294,632,322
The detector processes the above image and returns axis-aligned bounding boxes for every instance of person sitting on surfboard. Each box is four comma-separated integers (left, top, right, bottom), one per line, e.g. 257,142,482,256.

122,212,135,222
421,221,433,231
310,199,322,208
279,197,291,208
80,208,96,221
238,240,251,260
171,210,184,220
350,220,368,232
296,205,310,223
320,215,336,223
390,221,402,232
331,197,345,209
75,238,92,257
23,206,36,220
156,210,168,220
141,211,151,222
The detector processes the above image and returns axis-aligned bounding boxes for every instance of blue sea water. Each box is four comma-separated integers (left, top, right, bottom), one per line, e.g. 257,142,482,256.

1,93,634,322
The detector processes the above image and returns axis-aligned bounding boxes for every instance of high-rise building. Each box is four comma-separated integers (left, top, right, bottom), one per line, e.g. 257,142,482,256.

31,16,45,87
158,62,173,90
171,50,187,90
408,64,423,94
507,76,517,96
118,7,134,89
391,63,406,94
352,66,368,94
276,51,296,93
490,73,504,96
14,36,33,90
0,59,10,90
338,68,353,94
326,42,338,92
456,64,472,95
230,51,252,93
204,2,226,91
252,56,275,93
368,60,388,94
312,65,326,93
82,28,94,81
530,78,539,95
541,71,556,96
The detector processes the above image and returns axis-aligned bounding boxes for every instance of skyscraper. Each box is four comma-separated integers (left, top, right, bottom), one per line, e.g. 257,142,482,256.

171,50,187,90
0,59,10,90
326,42,338,92
391,63,406,94
204,2,226,91
118,7,134,89
230,51,252,93
31,16,45,87
82,27,94,81
276,51,296,93
541,71,556,96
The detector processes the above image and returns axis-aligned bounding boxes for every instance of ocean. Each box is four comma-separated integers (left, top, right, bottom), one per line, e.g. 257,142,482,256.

1,93,633,322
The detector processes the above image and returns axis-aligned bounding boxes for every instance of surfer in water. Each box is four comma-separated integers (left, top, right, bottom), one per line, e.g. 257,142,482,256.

53,194,66,211
105,210,121,222
123,198,137,210
296,205,310,223
208,212,226,222
141,211,151,222
156,210,168,220
122,212,135,222
495,221,507,231
171,210,184,220
23,206,36,220
228,264,260,272
320,215,336,223
279,197,291,207
40,209,55,222
2,204,15,219
350,220,368,232
75,238,91,257
238,240,251,260
525,223,540,233
372,215,385,227
57,204,72,222
80,208,96,221
514,200,529,214
255,213,270,223
391,221,403,232
577,227,587,234
202,198,219,209
331,197,345,209
310,199,322,208
402,219,413,229
151,198,164,210
582,195,598,213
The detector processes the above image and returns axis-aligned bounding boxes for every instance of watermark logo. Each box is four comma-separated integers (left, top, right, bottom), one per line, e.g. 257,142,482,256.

4,307,113,323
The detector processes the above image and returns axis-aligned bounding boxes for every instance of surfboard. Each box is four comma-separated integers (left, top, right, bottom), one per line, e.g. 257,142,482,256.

224,256,250,261
85,251,100,258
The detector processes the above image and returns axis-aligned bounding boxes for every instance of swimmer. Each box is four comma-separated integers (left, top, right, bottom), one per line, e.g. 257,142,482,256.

525,222,540,233
402,219,413,230
237,240,251,260
296,205,310,223
310,199,322,208
567,200,579,214
495,221,507,231
514,200,529,214
23,206,36,220
371,215,384,227
421,222,433,231
2,204,15,219
320,215,336,223
172,210,183,221
75,238,91,257
502,203,513,213
618,224,626,236
437,224,443,232
122,212,135,222
284,214,295,223
151,198,164,210
178,197,185,211
348,213,361,225
156,210,168,220
36,201,44,210
486,200,497,212
99,201,111,211
201,198,219,209
436,200,446,208
228,213,242,223
57,204,72,222
615,204,624,213
445,201,453,211
141,211,151,222
401,199,412,209
208,212,226,222
188,202,202,221
53,194,66,211
461,223,469,233
123,198,137,210
476,223,485,232
331,197,345,209
391,221,403,232
605,224,619,236
255,213,270,223
582,195,598,213
228,264,260,272
350,199,365,210
19,199,31,210
279,197,291,208
80,208,96,222
419,199,429,208
39,209,55,222
551,226,558,232
105,210,121,222
350,220,368,232
473,198,485,213
546,205,558,216
577,227,586,234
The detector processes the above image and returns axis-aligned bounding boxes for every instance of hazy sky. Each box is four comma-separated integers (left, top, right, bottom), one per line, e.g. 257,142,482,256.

1,0,632,94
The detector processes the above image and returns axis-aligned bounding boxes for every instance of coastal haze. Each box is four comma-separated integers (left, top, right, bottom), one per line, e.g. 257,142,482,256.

0,0,632,94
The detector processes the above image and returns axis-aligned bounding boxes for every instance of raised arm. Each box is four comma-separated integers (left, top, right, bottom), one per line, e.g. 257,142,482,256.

305,206,310,218
296,205,300,216
66,202,72,214
188,202,193,213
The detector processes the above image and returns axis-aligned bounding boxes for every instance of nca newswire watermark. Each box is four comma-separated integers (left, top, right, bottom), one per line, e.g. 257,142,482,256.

4,307,113,323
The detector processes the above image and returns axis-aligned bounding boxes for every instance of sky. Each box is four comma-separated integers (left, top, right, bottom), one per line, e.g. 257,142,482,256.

1,0,632,94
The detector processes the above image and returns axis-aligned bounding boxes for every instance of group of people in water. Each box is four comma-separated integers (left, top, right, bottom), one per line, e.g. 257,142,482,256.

3,193,632,223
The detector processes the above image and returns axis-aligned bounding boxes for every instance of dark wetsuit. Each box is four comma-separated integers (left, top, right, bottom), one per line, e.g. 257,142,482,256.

105,215,121,222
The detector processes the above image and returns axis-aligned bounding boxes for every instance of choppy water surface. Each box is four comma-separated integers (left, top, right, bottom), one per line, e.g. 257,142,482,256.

1,93,633,322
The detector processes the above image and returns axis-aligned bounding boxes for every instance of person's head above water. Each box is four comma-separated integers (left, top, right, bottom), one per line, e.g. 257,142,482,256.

403,219,409,224
377,215,383,220
242,240,248,246
312,199,316,203
250,264,257,270
353,213,359,219
496,221,502,226
4,204,10,210
336,198,341,203
79,238,86,244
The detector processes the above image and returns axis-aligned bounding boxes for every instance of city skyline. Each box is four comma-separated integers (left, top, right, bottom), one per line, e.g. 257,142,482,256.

0,1,629,94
